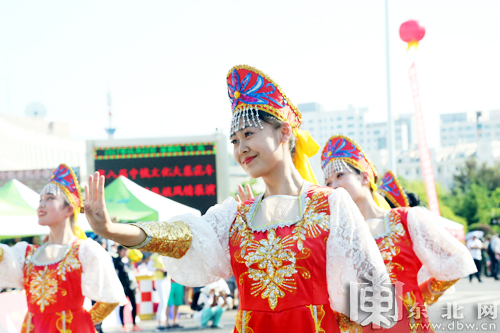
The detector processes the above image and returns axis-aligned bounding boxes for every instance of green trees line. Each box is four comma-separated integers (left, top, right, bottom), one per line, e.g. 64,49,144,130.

400,158,500,235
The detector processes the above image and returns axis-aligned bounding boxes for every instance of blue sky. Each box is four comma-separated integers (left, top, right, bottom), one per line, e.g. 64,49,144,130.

1,0,499,147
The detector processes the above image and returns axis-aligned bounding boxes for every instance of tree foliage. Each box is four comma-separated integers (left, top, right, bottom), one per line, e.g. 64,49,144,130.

398,178,468,231
400,157,500,235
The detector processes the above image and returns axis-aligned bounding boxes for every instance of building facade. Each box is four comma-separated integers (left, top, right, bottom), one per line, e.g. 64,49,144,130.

0,114,87,177
440,110,500,146
297,103,415,182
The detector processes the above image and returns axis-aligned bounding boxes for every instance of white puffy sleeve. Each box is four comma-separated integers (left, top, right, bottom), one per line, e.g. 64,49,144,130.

79,239,126,303
326,188,391,325
408,207,477,281
130,197,238,287
0,242,28,290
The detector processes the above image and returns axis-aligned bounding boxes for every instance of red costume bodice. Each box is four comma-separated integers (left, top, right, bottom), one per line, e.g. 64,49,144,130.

21,239,96,333
366,208,431,333
229,185,341,333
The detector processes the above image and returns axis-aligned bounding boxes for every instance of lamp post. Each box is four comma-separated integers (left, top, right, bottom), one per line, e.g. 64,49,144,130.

385,0,397,174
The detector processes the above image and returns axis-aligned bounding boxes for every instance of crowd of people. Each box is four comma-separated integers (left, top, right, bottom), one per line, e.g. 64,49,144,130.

466,233,500,282
0,64,490,332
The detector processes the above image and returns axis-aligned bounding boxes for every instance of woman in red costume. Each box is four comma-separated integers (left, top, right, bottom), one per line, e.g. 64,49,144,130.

0,164,125,332
321,135,477,332
85,65,393,332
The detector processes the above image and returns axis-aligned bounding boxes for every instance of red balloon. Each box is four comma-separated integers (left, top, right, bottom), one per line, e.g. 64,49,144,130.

399,20,425,49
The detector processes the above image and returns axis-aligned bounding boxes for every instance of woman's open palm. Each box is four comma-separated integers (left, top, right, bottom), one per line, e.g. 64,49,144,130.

84,172,112,236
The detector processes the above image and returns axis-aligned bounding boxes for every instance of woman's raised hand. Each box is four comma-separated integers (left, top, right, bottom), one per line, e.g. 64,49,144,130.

85,172,112,237
236,184,254,204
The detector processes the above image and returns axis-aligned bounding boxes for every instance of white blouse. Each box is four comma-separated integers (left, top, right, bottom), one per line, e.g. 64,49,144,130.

407,207,477,281
0,238,126,304
365,207,476,283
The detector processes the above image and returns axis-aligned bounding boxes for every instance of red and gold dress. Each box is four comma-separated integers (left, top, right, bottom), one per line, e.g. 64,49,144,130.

128,182,392,332
338,207,476,333
0,238,126,332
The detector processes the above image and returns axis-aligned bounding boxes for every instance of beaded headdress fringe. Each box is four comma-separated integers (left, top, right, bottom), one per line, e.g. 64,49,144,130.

323,159,352,179
41,183,70,205
230,106,264,136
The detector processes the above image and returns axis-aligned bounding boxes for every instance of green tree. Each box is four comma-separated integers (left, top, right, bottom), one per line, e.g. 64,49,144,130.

451,157,500,231
398,178,468,231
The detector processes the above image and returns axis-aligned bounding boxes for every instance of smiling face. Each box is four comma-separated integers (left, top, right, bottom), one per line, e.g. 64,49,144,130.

230,119,291,179
325,166,372,203
37,193,74,227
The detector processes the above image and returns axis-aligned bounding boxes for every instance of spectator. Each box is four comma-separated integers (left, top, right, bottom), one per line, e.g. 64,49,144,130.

148,253,171,330
195,279,231,329
487,234,500,280
167,280,184,328
467,235,483,282
113,246,142,332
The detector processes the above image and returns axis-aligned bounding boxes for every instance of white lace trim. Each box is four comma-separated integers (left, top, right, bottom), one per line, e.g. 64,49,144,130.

162,197,238,287
326,188,394,326
407,207,477,281
80,239,127,304
0,242,28,289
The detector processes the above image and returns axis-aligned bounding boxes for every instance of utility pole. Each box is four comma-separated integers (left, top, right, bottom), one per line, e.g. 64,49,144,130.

385,0,397,174
105,88,116,139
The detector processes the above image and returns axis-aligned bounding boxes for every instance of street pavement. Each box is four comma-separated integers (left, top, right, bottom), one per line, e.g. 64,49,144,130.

105,309,236,333
427,277,500,332
106,277,499,333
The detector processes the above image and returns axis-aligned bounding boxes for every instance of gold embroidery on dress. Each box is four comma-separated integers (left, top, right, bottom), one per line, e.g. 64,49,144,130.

230,203,254,256
56,310,73,333
230,191,329,310
235,310,253,333
292,193,330,251
24,246,38,284
21,312,34,333
399,291,423,333
246,229,297,310
89,302,119,323
377,211,407,283
134,221,192,259
57,245,81,281
422,278,459,305
29,265,58,312
335,312,363,333
307,304,326,333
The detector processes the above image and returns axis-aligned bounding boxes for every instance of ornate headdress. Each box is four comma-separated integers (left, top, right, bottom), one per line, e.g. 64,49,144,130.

321,135,390,209
42,164,86,239
227,65,319,184
378,171,409,208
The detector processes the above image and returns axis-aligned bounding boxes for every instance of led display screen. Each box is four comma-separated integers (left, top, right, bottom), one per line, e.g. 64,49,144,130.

94,142,216,214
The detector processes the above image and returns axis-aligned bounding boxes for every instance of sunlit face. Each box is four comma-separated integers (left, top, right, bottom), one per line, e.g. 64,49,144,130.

37,193,73,227
325,168,370,203
230,122,284,179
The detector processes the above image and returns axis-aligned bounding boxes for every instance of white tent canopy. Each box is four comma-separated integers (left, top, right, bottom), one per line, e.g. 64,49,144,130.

115,176,201,220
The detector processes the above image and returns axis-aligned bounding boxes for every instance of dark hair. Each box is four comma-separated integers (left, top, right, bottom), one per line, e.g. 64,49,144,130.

93,235,107,245
404,190,420,207
117,245,126,252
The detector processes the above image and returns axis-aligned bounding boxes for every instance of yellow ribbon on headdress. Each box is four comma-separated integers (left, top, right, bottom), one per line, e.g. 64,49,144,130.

369,181,391,210
57,185,87,240
73,224,87,239
293,129,320,185
72,210,87,240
